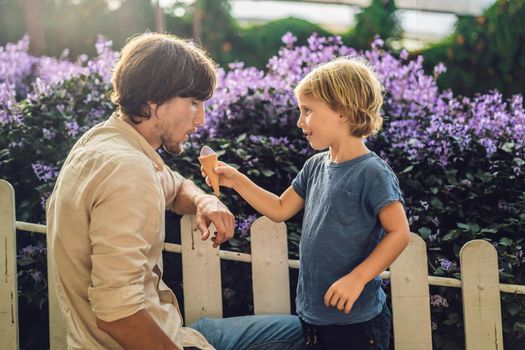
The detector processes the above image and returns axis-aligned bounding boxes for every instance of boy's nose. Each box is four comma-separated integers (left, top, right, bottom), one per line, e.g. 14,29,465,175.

296,116,303,128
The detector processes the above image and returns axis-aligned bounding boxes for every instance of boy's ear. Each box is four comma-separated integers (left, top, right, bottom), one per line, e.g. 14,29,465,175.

338,114,349,124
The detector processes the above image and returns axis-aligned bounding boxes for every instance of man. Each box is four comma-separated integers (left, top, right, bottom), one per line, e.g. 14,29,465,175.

46,33,303,350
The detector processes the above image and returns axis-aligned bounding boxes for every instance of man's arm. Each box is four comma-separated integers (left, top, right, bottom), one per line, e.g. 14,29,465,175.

172,179,205,215
97,310,180,350
173,179,235,248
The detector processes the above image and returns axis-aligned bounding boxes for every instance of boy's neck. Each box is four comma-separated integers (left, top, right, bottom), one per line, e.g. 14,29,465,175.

328,137,369,164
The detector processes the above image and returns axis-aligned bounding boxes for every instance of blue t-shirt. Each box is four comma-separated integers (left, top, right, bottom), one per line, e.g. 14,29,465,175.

292,151,404,325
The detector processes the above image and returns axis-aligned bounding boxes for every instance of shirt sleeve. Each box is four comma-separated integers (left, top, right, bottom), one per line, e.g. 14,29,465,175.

292,156,313,198
87,161,162,322
160,165,185,212
367,169,405,216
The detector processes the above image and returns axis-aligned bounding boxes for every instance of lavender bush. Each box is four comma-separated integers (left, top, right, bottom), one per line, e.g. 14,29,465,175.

1,33,524,349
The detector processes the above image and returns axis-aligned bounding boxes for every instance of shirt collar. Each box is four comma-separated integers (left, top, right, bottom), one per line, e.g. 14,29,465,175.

107,113,165,171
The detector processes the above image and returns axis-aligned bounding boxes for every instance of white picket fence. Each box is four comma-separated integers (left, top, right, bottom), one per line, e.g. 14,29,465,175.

1,179,525,350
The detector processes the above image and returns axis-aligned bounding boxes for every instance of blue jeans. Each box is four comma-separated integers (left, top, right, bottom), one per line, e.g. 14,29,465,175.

190,314,305,350
299,303,392,350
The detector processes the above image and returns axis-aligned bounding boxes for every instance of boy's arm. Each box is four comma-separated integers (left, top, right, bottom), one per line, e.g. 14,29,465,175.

209,163,304,222
233,174,304,222
325,201,410,313
350,200,410,283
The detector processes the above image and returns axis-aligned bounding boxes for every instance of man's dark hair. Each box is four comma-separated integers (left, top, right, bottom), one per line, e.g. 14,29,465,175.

110,33,217,123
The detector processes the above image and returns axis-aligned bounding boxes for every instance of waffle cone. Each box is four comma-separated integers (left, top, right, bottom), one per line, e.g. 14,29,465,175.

199,153,220,196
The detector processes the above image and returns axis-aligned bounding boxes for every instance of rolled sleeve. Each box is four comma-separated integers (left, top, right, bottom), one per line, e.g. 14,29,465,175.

88,161,161,322
88,284,144,322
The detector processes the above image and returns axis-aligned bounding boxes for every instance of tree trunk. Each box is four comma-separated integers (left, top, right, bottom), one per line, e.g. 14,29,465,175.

155,1,166,33
192,0,202,44
23,0,46,55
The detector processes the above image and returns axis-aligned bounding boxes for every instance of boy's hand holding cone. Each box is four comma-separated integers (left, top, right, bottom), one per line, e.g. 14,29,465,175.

199,146,221,196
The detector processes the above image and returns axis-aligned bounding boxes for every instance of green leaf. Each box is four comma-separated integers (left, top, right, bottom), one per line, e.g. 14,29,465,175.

513,322,525,334
508,303,521,316
480,228,497,234
400,165,413,174
443,313,459,326
247,169,261,177
443,229,462,241
457,223,470,231
469,223,480,233
261,169,275,177
499,237,513,246
431,197,444,210
418,227,432,239
236,133,247,142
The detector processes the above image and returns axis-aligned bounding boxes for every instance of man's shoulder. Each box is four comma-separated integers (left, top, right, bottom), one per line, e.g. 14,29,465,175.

63,130,157,187
78,124,152,165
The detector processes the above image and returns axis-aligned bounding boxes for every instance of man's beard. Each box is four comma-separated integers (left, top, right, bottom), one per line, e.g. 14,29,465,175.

161,134,183,156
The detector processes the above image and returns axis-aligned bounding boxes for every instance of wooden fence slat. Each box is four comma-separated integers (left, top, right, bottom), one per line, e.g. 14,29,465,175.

390,233,432,350
181,215,222,325
460,240,503,350
250,217,290,315
46,242,67,349
0,180,19,350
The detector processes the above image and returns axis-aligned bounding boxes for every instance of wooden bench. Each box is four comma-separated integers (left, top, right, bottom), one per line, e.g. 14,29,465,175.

1,179,524,350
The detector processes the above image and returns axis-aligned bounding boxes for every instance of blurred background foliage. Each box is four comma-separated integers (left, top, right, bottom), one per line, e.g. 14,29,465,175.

1,0,523,97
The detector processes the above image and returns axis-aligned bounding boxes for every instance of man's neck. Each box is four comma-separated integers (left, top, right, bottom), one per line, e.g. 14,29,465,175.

120,114,161,149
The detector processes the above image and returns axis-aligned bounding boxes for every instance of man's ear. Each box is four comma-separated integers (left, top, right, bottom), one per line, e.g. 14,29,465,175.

147,101,159,118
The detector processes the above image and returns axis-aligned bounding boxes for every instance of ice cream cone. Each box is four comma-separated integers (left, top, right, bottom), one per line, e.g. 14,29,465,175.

199,153,220,196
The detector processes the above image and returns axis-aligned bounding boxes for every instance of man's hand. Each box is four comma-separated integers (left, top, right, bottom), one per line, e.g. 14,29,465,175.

194,194,235,248
324,272,366,314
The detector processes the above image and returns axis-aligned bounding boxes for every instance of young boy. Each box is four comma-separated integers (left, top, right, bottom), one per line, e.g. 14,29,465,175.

204,57,410,349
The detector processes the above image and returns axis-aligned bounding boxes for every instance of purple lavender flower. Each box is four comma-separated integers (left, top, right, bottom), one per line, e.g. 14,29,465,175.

281,32,297,47
31,271,43,283
433,62,447,76
32,162,58,182
65,120,80,137
430,294,449,308
236,214,258,238
438,258,454,272
42,128,56,140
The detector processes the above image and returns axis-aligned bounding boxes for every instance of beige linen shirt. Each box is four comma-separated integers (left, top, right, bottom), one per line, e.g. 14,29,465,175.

46,114,213,350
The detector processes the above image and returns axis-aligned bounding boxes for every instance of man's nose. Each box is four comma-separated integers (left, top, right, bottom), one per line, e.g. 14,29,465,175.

195,108,205,127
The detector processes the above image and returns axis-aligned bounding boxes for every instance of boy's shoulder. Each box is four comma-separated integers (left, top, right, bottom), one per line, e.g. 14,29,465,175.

361,153,398,180
303,152,328,170
307,151,328,163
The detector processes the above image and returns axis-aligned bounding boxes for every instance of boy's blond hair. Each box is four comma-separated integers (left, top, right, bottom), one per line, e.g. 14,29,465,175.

294,57,384,137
